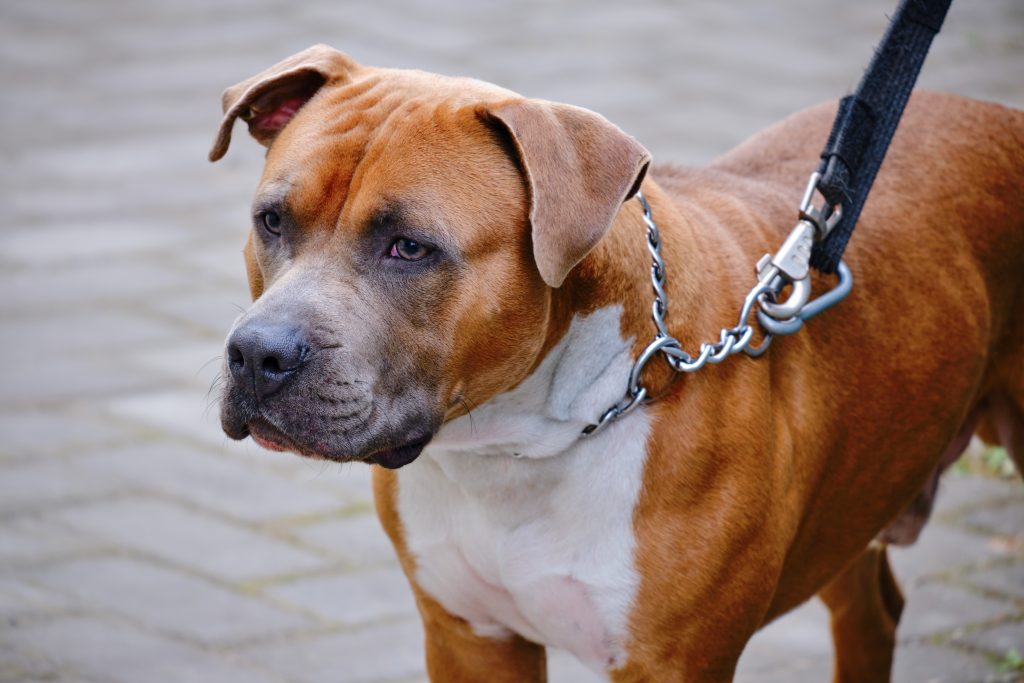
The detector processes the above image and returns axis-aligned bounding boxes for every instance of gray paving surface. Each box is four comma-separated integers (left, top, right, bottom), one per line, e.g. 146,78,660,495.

1,0,1022,681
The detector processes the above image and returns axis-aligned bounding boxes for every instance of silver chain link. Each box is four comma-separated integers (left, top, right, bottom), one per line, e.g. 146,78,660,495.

581,175,850,437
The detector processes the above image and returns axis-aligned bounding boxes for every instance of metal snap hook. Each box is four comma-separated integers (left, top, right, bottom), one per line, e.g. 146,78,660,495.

758,276,811,320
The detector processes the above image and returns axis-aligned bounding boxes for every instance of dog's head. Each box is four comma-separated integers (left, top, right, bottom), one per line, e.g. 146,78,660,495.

209,45,649,467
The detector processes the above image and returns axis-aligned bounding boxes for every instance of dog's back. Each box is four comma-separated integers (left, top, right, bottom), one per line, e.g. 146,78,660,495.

662,92,1024,480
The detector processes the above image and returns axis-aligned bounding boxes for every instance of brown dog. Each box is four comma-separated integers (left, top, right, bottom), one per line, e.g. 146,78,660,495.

209,45,1024,682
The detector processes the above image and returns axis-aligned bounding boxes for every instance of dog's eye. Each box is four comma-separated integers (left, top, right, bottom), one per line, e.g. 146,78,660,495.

260,210,282,236
389,238,430,261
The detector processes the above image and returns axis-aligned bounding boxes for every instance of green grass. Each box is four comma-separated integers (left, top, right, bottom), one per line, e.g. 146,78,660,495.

953,443,1018,480
997,647,1022,673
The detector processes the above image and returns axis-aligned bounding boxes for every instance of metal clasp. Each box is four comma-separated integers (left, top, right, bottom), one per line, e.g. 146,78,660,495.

799,171,843,240
755,221,814,320
755,172,843,321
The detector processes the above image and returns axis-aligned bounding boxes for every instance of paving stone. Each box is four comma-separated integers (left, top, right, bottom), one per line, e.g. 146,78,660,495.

298,461,377,508
223,439,378,505
935,473,1023,513
33,555,314,645
734,655,834,683
99,388,238,446
240,618,426,683
143,291,249,340
78,441,349,523
966,563,1024,600
266,567,418,626
735,599,832,682
119,338,226,391
95,388,376,504
1,308,187,358
1,258,194,318
167,243,259,292
0,576,74,620
890,521,1015,585
0,515,103,565
292,513,399,568
0,353,167,409
953,619,1024,659
0,410,132,458
54,497,330,582
0,641,64,683
963,501,1024,541
0,219,194,267
0,310,191,406
2,616,283,683
0,459,121,517
892,642,1000,683
898,583,1015,640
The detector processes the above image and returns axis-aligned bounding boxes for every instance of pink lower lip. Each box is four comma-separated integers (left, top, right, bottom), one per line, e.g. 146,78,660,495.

250,427,289,452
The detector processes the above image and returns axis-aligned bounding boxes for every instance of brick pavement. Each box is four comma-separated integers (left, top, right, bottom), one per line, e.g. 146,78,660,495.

1,0,1021,681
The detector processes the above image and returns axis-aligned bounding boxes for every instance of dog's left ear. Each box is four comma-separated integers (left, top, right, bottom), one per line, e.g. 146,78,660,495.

209,44,357,162
486,100,650,288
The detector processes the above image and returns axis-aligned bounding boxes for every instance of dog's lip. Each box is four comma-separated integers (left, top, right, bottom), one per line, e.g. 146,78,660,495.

368,432,433,469
246,418,431,467
249,424,290,452
247,418,313,457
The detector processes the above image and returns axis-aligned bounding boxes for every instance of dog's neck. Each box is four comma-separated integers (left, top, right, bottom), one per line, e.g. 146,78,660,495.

550,180,723,402
431,180,726,458
431,304,636,458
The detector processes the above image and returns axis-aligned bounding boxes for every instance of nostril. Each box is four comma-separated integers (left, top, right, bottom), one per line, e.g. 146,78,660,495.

262,355,284,375
227,343,245,369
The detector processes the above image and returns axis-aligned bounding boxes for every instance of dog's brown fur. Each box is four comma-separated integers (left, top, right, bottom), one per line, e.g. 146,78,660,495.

212,45,1024,682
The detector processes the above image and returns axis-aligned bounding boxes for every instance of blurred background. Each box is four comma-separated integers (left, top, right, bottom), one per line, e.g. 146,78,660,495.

1,1,1022,681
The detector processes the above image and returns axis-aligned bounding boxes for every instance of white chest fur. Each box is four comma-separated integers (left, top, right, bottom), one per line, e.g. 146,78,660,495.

396,307,651,673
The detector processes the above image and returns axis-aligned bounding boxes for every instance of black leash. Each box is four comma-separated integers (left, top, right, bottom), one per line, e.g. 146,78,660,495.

810,0,954,273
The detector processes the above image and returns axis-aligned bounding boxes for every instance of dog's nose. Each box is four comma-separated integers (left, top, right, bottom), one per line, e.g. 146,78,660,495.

226,322,309,399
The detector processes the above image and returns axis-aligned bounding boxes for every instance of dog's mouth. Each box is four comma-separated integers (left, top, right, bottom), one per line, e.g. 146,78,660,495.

246,418,323,459
243,418,432,469
367,433,433,469
247,419,296,453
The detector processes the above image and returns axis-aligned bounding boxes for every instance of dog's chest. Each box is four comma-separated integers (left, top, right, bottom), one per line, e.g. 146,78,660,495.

396,307,650,672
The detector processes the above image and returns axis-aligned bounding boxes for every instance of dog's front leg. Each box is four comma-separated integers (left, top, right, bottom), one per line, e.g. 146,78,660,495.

607,567,772,683
414,588,548,682
373,467,547,682
610,642,746,683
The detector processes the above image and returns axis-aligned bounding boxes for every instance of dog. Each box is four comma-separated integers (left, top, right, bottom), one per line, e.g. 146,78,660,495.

209,44,1024,682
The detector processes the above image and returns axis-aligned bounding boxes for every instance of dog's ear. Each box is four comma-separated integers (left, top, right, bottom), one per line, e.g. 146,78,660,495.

209,44,356,162
486,100,650,288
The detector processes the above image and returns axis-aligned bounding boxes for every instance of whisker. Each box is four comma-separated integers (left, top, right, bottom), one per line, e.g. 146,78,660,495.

459,396,476,438
197,354,223,375
204,372,225,416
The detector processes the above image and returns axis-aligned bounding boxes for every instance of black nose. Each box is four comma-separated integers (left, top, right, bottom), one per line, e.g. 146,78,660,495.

226,322,309,399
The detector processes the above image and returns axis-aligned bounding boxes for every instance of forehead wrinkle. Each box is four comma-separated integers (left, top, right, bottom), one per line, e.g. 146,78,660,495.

284,124,378,233
338,96,431,229
277,67,516,238
321,75,388,137
281,78,417,236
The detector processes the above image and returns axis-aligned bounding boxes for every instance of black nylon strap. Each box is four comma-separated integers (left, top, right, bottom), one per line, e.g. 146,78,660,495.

810,0,953,273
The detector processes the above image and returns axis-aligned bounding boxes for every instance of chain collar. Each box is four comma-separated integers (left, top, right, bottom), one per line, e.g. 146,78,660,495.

581,179,853,437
